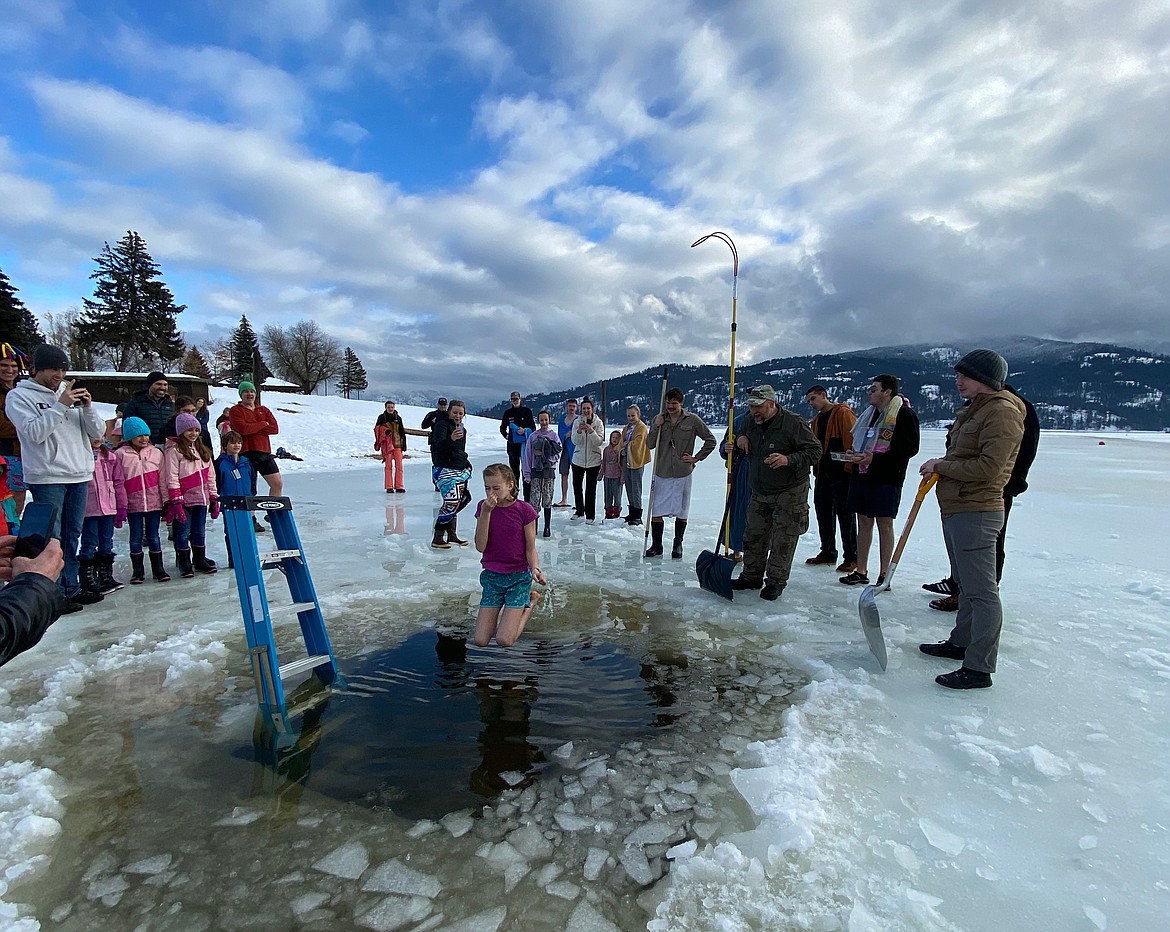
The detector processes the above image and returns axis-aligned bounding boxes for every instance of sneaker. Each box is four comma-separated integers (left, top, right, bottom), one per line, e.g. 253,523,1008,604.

805,552,837,566
919,640,965,661
731,576,763,590
876,573,886,588
922,577,957,595
570,514,584,522
68,590,104,606
585,519,597,525
839,571,869,586
386,488,394,494
760,583,784,601
929,594,959,612
935,667,992,689
395,488,405,494
835,561,857,573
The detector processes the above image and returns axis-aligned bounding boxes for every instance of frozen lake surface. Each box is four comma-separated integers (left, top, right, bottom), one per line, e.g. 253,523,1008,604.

1,395,1167,930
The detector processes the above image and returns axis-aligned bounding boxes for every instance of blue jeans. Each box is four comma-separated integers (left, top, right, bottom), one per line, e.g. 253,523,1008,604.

80,515,115,559
28,482,89,596
172,505,208,550
128,511,162,553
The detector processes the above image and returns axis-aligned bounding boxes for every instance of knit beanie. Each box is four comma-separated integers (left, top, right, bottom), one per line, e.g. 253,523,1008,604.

32,345,70,371
175,413,201,435
238,381,256,397
121,417,151,442
954,349,1008,392
145,370,167,388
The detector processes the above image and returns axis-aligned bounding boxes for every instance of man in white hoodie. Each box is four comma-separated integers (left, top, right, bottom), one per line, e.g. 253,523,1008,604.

6,345,107,610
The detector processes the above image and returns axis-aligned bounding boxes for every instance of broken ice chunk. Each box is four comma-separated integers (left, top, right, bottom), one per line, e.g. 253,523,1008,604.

918,818,965,857
362,858,442,898
312,841,369,880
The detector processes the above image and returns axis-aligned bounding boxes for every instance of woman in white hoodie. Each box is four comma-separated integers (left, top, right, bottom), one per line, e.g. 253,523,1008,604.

569,397,605,524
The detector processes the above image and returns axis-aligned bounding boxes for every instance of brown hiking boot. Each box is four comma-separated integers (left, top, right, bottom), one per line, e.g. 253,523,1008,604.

805,552,837,565
929,594,959,612
835,561,857,573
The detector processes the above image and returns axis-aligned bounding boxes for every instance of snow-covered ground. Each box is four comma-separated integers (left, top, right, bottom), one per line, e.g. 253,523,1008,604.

0,392,1166,931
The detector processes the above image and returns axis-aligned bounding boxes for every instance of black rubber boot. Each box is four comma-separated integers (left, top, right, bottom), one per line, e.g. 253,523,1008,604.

130,552,146,585
644,520,664,557
97,553,125,593
149,551,171,582
628,507,643,527
432,522,452,549
543,507,551,538
192,545,218,574
446,515,469,547
671,519,687,559
175,547,195,579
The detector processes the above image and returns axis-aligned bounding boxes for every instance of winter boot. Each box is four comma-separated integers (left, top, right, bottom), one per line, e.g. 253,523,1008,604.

628,507,643,527
74,559,105,604
149,550,171,582
129,552,146,585
431,522,452,549
175,547,195,579
542,507,551,538
97,553,124,593
192,545,218,574
446,516,469,547
671,519,687,559
644,520,664,558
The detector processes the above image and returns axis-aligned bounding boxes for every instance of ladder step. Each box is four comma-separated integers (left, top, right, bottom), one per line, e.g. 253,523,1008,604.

270,601,319,619
259,549,303,563
278,654,333,680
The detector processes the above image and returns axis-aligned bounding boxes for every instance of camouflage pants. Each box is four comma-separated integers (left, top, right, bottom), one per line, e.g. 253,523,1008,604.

741,483,810,587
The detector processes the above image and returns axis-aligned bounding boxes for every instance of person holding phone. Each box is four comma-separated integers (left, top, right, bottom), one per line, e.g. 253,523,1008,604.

430,400,473,549
5,346,108,610
0,535,66,665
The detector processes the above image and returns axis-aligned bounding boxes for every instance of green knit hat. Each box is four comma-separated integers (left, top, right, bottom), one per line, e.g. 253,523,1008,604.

238,381,256,397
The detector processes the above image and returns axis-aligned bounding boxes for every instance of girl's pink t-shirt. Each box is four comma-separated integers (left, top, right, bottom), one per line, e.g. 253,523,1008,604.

475,498,538,573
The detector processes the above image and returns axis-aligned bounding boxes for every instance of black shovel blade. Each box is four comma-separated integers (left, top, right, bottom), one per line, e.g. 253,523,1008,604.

696,549,736,601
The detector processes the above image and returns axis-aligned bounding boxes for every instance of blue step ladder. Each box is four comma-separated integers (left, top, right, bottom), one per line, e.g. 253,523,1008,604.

222,495,341,731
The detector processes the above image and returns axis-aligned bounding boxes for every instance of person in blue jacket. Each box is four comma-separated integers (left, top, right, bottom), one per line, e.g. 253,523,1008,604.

214,431,255,569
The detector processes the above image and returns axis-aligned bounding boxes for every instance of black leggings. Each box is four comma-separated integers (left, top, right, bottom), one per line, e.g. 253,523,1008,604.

571,464,600,519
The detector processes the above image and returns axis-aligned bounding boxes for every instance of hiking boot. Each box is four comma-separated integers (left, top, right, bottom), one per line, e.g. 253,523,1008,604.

935,667,992,690
835,561,857,573
760,583,784,601
253,517,268,534
806,552,837,566
839,571,869,586
731,576,763,590
930,594,960,612
923,577,957,595
919,640,965,661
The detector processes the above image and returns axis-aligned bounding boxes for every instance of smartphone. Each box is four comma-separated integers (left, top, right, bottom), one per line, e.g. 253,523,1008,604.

15,502,58,559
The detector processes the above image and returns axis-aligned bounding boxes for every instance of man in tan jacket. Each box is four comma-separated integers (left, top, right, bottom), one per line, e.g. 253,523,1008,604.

619,405,651,526
645,388,716,558
918,350,1025,689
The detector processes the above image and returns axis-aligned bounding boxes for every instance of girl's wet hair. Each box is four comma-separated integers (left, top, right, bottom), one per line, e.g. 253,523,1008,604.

482,463,519,501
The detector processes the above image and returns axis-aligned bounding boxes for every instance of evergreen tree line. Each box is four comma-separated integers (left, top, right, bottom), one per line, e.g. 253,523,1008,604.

1,232,369,397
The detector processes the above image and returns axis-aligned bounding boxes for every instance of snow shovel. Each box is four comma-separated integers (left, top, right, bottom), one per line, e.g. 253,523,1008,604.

858,473,938,670
691,231,740,601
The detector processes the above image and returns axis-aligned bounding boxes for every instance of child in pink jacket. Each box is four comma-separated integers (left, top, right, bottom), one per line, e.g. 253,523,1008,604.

116,416,169,584
80,438,127,596
162,413,219,579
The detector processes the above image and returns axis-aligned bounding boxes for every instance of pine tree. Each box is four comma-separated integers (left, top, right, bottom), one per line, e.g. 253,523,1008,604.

180,346,212,379
0,266,46,352
337,347,369,399
77,231,186,370
229,315,270,385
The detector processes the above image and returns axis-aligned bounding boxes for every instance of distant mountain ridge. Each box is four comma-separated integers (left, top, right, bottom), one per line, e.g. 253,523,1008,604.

477,338,1170,431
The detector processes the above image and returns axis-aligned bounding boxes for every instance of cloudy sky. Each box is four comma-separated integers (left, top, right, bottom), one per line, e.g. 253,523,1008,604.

1,0,1167,403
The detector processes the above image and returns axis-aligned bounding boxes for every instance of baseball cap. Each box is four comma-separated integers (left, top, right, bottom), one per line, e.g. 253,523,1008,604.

746,385,777,406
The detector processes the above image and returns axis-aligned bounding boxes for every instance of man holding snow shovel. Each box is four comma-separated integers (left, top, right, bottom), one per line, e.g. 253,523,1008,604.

918,350,1025,690
730,385,821,601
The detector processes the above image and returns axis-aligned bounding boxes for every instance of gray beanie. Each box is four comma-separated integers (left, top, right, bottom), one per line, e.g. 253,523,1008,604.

32,345,70,371
954,349,1008,391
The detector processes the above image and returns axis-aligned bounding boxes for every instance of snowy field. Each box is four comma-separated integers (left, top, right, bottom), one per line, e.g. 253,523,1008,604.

0,392,1167,931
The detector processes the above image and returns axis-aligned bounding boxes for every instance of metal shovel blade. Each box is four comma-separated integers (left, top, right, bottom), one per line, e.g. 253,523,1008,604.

696,549,736,601
858,584,888,671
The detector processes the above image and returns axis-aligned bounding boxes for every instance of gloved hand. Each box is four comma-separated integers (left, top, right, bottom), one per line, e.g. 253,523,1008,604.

209,496,221,520
166,498,188,525
114,508,127,528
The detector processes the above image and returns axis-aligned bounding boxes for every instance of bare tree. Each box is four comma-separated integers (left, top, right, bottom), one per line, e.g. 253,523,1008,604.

260,320,344,395
204,336,234,382
41,306,95,370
